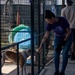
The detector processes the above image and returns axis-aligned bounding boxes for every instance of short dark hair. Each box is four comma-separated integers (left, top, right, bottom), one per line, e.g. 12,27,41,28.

45,10,55,19
67,0,73,2
67,0,73,5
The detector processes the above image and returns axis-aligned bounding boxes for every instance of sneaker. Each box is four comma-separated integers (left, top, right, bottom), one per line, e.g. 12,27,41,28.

59,72,65,75
54,71,59,75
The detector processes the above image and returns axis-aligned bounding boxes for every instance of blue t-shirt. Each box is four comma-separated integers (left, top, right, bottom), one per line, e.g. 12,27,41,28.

46,17,70,37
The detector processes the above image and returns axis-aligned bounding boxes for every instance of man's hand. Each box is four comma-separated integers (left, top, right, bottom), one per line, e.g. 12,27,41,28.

38,46,42,53
38,31,50,53
64,28,71,41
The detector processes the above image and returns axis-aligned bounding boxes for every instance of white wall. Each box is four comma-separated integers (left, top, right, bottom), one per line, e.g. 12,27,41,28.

56,0,75,5
56,0,62,5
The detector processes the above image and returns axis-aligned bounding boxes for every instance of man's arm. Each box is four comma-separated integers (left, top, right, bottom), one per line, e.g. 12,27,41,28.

64,28,71,41
55,28,71,52
38,31,50,53
40,31,50,46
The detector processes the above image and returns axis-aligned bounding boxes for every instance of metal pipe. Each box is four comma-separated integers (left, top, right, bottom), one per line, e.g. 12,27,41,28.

30,0,34,75
38,0,41,74
0,3,2,75
17,44,19,75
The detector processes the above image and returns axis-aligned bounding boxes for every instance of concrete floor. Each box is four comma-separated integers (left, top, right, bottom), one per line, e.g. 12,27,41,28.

2,62,38,75
39,56,75,75
2,61,32,75
2,53,75,75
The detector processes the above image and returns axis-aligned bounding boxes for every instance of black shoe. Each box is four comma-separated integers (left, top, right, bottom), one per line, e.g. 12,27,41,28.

71,57,75,60
59,72,65,75
54,71,59,75
71,53,75,60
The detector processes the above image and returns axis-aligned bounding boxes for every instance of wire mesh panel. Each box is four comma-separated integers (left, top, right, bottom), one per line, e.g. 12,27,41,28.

0,0,63,75
1,0,13,47
1,0,32,75
1,0,45,75
44,1,64,65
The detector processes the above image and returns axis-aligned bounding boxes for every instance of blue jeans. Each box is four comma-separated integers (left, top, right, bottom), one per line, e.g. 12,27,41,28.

54,34,72,72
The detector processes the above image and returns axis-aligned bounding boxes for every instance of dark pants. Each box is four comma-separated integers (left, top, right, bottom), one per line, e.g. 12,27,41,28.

71,29,75,53
54,34,72,72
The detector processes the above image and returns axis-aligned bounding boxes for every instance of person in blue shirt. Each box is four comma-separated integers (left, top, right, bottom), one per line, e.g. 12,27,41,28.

38,10,72,75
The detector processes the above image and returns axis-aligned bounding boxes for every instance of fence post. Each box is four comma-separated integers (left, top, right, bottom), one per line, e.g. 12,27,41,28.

17,44,19,75
30,0,34,75
38,0,41,74
42,0,46,66
0,3,2,75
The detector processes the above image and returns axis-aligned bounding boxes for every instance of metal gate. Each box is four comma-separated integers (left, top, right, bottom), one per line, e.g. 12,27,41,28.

0,0,57,75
